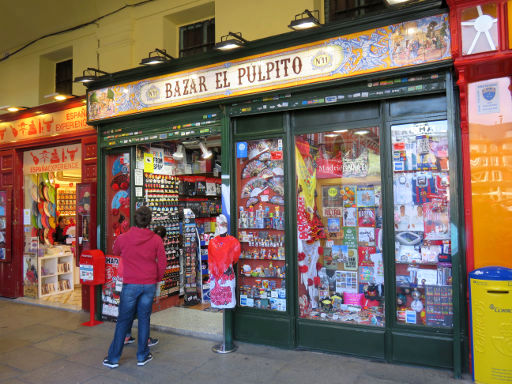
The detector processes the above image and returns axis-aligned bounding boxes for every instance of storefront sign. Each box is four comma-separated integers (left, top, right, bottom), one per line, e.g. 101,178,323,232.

88,14,450,122
0,106,93,144
23,144,81,174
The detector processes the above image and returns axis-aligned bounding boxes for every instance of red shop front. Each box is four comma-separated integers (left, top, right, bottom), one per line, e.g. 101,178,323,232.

0,98,98,311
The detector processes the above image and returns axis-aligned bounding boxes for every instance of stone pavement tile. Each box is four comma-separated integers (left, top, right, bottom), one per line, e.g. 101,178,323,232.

0,379,27,384
273,357,360,384
82,374,129,384
66,346,128,369
362,361,471,384
0,363,20,382
34,332,109,356
194,352,286,383
0,346,63,371
19,359,103,384
73,321,117,339
0,337,30,354
150,345,215,374
40,311,89,331
174,370,261,384
102,358,185,384
4,323,66,344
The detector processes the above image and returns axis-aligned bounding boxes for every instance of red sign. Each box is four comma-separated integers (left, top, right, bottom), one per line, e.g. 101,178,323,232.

0,106,93,144
23,144,81,174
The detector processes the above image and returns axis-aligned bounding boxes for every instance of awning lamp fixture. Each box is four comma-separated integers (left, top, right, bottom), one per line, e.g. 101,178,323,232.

199,141,213,159
43,93,75,101
0,105,28,113
173,144,185,161
384,0,412,5
288,9,321,31
214,32,248,51
74,67,111,84
140,49,174,65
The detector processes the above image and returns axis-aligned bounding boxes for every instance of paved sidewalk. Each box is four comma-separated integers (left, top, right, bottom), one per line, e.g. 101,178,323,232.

0,300,472,384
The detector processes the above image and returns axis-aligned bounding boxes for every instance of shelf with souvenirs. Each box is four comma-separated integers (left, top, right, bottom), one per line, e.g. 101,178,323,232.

37,245,74,297
144,173,182,298
235,138,287,312
182,208,201,305
196,217,216,303
391,120,453,328
294,128,385,326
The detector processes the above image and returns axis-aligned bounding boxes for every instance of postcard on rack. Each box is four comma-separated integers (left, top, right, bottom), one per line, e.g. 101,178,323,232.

358,246,376,266
327,218,342,239
343,207,357,227
358,227,375,247
356,185,375,207
341,186,357,207
332,245,348,264
358,207,376,227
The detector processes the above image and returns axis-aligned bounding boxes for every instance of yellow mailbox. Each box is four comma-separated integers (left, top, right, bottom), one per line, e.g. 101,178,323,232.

470,266,512,384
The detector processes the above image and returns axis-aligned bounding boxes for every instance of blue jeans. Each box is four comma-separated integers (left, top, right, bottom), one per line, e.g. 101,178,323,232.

107,283,156,363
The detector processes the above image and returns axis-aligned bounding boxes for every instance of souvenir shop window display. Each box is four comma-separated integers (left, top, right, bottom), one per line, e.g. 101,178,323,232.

102,153,130,316
106,153,131,254
391,121,453,328
295,128,385,326
236,139,287,312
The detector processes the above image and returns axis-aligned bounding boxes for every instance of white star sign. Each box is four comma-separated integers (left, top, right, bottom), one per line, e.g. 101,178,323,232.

461,5,498,55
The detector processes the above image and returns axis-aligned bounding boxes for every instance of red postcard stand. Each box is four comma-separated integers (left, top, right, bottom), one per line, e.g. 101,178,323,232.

79,249,106,327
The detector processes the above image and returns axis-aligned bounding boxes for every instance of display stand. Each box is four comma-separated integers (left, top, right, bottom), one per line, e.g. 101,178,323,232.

82,284,103,327
212,309,237,354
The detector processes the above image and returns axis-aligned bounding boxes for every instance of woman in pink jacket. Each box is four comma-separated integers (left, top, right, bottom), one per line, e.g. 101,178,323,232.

103,206,166,368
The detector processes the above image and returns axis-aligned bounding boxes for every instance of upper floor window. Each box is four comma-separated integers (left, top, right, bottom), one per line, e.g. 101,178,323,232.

179,19,215,58
55,59,73,95
327,0,387,22
461,3,499,55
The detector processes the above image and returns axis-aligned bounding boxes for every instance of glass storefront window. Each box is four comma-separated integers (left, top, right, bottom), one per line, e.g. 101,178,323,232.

236,138,286,312
468,77,512,269
461,3,499,55
391,121,453,328
295,128,384,326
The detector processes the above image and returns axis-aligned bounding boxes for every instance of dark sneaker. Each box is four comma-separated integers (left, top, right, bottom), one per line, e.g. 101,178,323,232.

148,337,159,347
124,336,135,345
103,357,119,368
137,353,153,366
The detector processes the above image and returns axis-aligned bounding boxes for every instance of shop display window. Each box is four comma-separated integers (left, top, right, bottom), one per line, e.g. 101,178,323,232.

295,128,384,325
236,139,287,312
391,120,453,328
105,152,131,254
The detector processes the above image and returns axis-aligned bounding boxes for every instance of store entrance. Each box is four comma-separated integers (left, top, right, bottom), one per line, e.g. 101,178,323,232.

102,135,222,320
21,144,84,311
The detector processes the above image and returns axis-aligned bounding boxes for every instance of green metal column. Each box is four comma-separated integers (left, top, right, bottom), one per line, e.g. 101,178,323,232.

220,107,235,350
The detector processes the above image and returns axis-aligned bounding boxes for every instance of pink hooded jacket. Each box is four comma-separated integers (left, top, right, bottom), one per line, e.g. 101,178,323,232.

113,227,166,284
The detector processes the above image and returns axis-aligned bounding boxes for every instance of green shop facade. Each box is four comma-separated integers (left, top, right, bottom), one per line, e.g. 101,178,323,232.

87,3,467,376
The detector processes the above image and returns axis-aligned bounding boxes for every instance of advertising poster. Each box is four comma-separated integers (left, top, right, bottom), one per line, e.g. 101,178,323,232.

102,255,122,320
